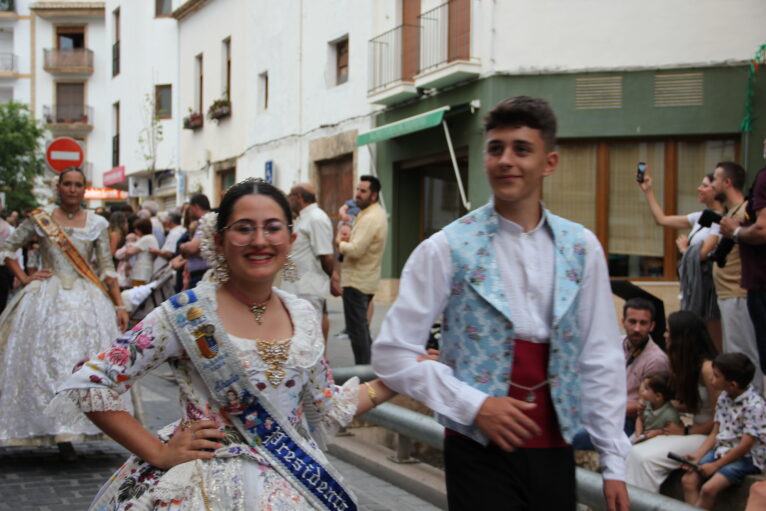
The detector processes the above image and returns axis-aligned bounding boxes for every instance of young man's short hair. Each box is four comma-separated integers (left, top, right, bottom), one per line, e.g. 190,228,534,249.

360,175,381,194
483,96,557,151
715,161,746,192
622,297,656,321
713,352,755,389
644,371,674,402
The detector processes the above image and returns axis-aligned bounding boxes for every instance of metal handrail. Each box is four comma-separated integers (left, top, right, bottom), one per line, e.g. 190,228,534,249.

332,365,703,510
0,53,17,72
367,23,419,93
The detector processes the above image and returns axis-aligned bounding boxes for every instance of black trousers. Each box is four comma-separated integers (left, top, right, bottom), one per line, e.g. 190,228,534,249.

444,434,576,511
749,289,766,373
342,286,373,365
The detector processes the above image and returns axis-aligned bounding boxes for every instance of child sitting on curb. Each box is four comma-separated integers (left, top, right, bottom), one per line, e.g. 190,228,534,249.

682,352,766,510
632,371,682,444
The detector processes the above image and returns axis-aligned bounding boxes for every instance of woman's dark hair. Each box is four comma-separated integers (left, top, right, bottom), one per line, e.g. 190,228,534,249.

108,211,127,233
216,178,293,233
134,218,153,236
705,173,715,183
666,311,718,413
58,167,86,183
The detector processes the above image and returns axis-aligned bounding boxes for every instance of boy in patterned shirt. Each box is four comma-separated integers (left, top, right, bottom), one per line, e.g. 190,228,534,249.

682,352,766,509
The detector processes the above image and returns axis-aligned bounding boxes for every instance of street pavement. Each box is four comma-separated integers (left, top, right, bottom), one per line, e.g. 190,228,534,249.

0,296,440,511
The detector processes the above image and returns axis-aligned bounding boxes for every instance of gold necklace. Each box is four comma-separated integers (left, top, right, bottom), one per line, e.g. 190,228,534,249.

255,338,291,387
226,284,271,325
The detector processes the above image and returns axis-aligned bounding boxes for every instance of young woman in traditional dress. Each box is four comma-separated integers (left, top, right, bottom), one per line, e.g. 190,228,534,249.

0,167,128,451
49,178,396,510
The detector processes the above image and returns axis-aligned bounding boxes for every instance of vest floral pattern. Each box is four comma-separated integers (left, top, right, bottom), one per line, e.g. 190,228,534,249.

440,202,586,444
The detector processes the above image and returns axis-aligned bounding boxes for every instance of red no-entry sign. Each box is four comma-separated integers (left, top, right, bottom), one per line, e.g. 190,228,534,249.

46,137,84,173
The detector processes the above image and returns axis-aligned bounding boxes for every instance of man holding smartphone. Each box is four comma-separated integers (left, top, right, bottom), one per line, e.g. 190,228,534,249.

373,96,630,511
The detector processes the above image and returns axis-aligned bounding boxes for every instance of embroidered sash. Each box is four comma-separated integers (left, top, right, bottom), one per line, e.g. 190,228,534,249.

163,289,357,511
29,208,113,301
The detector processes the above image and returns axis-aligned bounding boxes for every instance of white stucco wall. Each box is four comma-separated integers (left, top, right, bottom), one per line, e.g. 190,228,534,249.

106,0,180,183
480,0,766,74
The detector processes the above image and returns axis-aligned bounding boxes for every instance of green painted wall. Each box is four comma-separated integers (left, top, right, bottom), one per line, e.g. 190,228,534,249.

373,65,761,278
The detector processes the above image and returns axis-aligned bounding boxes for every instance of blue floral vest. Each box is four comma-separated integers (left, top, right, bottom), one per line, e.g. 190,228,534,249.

440,202,587,445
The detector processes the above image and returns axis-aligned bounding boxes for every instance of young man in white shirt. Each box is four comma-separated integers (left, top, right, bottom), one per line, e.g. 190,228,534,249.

373,96,630,510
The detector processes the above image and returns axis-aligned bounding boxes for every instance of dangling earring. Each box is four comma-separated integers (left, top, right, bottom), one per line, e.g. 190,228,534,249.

281,254,299,283
213,252,230,283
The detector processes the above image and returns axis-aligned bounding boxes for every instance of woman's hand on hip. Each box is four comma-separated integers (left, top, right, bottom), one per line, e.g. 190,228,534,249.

151,420,226,470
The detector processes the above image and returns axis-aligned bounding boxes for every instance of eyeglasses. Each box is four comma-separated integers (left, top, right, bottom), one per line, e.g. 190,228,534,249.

221,219,291,246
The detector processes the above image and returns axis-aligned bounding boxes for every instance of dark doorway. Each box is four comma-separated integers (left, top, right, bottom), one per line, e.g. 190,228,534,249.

394,150,468,274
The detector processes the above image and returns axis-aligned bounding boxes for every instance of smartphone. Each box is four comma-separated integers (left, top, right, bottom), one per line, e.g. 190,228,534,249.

636,162,647,183
667,451,699,470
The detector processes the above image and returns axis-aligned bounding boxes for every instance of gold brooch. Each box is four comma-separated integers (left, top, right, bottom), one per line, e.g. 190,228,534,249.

255,338,291,387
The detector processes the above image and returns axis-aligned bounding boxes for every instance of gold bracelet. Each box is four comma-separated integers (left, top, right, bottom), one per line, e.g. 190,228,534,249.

365,382,379,407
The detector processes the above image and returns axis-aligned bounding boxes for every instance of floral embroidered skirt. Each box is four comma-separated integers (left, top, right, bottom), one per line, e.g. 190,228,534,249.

90,453,320,511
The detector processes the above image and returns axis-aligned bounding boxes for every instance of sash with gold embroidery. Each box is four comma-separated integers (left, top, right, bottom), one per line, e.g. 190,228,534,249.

29,208,113,301
163,288,357,511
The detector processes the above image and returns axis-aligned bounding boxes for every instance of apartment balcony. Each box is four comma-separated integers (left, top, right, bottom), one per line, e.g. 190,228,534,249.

0,53,17,78
43,104,93,136
414,0,480,90
0,0,17,27
367,24,420,106
43,48,94,77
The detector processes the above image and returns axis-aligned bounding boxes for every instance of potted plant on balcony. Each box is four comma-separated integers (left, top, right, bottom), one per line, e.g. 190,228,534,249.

183,109,204,130
207,96,231,123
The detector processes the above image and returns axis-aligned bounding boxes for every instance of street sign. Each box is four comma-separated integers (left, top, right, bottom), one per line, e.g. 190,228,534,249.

265,160,274,184
46,137,84,173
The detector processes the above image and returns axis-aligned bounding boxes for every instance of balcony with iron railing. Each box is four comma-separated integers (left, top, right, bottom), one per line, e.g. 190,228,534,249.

0,53,17,76
43,48,94,76
0,0,15,13
414,0,479,90
43,104,93,135
367,24,420,105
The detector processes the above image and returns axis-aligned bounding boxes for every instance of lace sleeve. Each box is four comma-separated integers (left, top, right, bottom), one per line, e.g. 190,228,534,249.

301,358,360,448
94,221,119,280
0,218,36,261
45,306,184,424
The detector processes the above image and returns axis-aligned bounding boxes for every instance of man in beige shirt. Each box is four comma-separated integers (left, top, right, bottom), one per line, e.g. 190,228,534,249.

710,161,762,392
336,175,388,364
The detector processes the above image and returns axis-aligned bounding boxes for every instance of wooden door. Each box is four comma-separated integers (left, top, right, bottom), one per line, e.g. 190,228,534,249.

317,154,354,229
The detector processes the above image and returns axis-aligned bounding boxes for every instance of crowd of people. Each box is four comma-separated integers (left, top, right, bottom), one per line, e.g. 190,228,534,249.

0,96,765,510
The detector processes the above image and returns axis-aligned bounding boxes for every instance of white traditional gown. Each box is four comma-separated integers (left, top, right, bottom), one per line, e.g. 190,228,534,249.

48,283,360,510
0,207,121,445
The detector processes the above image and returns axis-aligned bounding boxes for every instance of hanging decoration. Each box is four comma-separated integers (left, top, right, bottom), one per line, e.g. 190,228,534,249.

740,44,766,133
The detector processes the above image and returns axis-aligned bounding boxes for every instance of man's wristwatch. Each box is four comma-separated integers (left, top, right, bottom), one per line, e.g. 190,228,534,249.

733,226,741,243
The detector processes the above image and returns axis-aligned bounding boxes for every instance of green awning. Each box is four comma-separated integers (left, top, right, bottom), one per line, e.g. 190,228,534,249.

356,106,450,146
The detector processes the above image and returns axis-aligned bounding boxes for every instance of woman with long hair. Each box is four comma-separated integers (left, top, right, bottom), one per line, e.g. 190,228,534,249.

625,310,720,491
0,168,128,451
108,211,128,256
639,173,724,352
49,178,397,510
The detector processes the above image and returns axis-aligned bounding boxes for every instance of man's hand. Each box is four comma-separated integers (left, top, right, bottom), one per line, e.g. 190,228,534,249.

473,396,541,451
603,479,629,511
719,216,740,238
